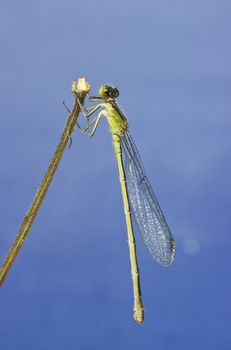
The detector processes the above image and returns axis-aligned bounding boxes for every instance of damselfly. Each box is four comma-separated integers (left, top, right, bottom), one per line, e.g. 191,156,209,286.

77,84,176,323
0,77,175,324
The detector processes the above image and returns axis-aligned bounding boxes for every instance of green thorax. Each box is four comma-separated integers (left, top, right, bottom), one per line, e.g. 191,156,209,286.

104,101,128,136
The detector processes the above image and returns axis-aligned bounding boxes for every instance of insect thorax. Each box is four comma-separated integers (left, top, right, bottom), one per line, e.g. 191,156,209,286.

105,102,128,136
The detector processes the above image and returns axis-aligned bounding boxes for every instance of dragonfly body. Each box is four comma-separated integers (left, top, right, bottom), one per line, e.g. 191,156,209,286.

78,84,176,323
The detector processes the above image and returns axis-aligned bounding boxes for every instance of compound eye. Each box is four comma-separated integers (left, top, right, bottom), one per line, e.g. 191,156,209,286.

105,86,112,96
113,88,119,97
107,87,114,97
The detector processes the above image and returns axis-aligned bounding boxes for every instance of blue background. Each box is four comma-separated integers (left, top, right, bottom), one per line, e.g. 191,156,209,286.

0,1,231,349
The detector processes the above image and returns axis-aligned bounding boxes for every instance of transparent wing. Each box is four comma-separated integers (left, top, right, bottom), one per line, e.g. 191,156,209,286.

120,130,175,266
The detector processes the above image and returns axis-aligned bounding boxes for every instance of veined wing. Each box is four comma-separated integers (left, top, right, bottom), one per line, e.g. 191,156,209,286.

120,130,175,266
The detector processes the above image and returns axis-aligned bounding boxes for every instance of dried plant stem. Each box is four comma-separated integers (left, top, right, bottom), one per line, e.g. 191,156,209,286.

0,77,90,286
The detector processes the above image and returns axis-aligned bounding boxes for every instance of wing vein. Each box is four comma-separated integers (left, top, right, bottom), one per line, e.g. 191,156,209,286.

120,130,175,266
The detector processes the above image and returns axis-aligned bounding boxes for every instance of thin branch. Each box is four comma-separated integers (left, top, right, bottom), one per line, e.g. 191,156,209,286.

0,77,90,286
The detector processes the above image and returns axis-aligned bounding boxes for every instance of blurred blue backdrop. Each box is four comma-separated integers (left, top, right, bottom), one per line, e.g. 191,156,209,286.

0,1,230,349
